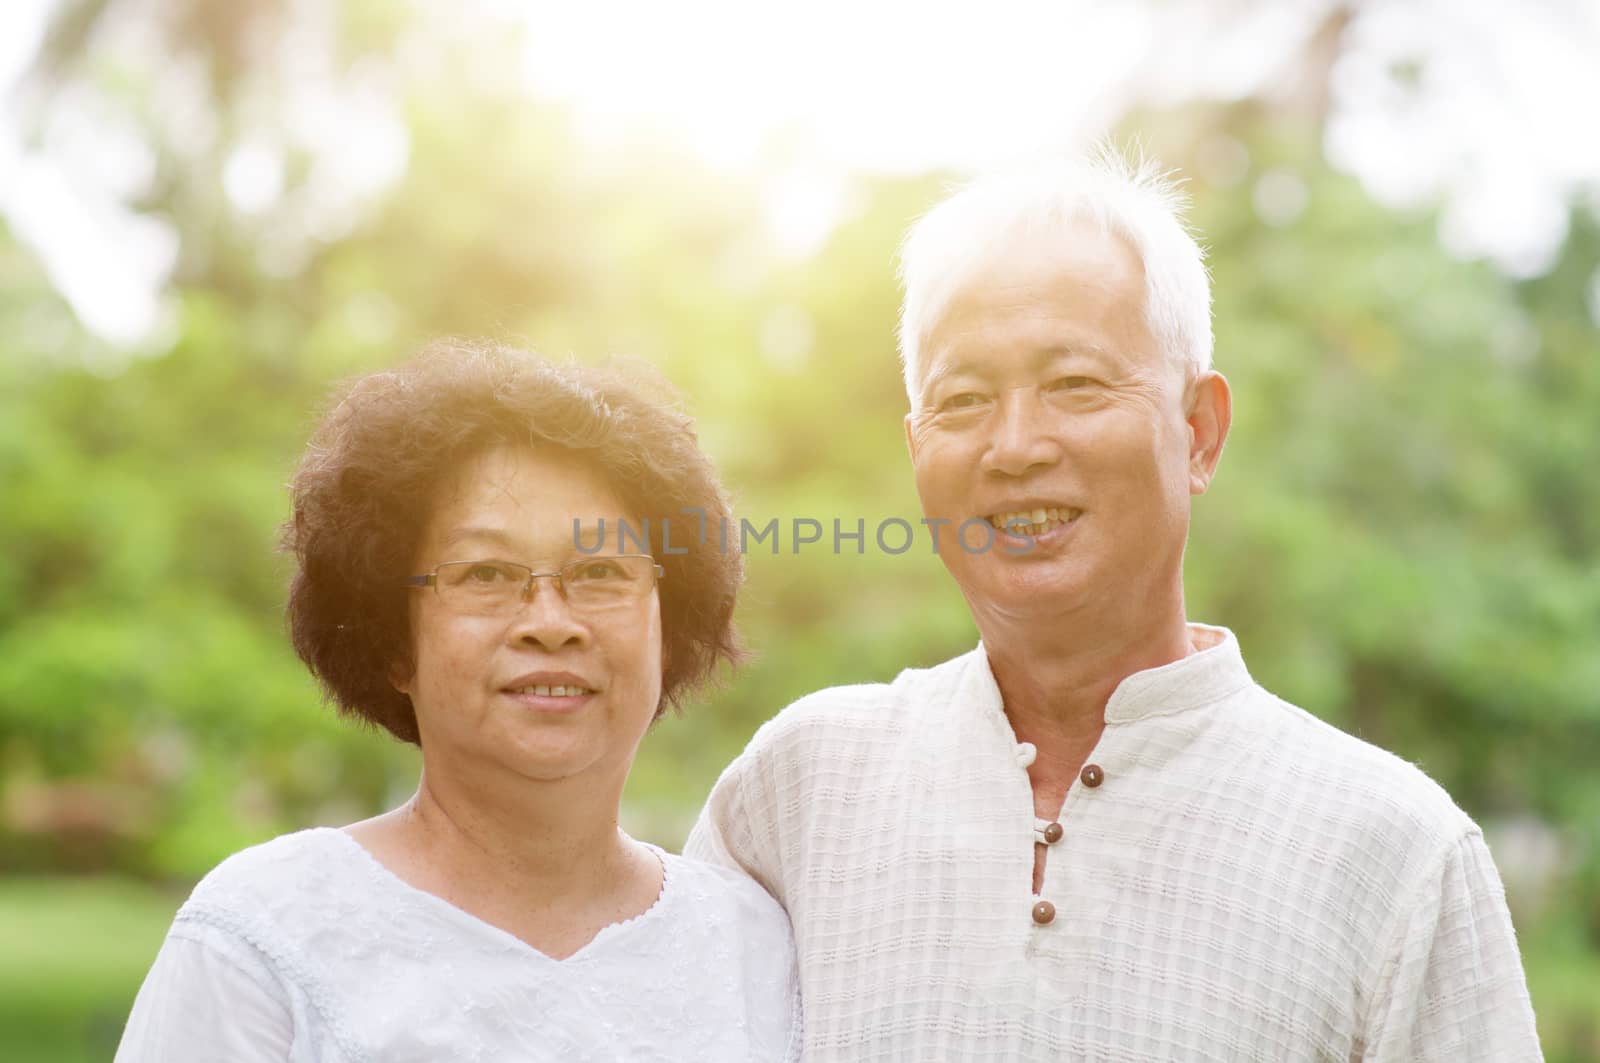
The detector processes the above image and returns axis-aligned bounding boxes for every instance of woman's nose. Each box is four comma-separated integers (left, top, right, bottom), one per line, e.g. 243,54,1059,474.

507,576,586,650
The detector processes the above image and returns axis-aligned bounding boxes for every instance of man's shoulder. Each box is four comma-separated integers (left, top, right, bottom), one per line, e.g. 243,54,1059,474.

738,647,979,761
1244,686,1477,851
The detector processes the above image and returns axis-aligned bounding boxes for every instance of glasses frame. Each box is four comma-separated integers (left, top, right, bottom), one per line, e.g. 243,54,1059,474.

404,554,664,612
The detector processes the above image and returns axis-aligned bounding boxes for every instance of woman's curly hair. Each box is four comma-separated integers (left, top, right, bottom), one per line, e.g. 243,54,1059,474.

283,340,743,745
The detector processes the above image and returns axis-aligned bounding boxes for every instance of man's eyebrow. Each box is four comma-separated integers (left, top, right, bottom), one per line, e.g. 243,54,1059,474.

921,344,1113,397
1039,343,1113,362
919,358,987,399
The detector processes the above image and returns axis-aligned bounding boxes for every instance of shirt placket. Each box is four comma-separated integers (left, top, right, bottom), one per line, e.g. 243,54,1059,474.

1024,749,1111,934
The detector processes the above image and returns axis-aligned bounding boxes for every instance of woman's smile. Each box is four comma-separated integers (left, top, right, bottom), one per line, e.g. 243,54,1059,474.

500,670,600,713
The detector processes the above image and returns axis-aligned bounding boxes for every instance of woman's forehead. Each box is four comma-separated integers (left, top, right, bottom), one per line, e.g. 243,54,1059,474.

423,446,632,552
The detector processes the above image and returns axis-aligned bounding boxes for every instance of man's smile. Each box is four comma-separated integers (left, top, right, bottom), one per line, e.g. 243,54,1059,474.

984,505,1084,538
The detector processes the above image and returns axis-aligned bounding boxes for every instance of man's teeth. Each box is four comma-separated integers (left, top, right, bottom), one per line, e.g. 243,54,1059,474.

511,685,592,697
987,507,1082,534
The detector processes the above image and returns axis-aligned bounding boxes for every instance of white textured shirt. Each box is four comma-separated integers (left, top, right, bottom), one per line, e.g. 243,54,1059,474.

686,625,1541,1061
116,828,800,1062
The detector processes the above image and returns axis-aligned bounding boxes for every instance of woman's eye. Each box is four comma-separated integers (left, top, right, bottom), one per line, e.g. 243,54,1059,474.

467,563,512,583
569,561,623,582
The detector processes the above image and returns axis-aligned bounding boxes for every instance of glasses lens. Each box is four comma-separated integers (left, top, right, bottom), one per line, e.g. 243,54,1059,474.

435,561,527,613
561,556,656,607
429,557,656,614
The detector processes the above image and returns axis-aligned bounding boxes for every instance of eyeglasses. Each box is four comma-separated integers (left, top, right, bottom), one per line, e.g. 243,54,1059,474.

404,555,664,616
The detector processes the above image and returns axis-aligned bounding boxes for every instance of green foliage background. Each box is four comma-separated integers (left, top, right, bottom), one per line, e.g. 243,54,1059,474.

1,2,1597,1059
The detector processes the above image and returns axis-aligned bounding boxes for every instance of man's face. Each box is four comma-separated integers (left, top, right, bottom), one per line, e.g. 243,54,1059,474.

904,220,1219,627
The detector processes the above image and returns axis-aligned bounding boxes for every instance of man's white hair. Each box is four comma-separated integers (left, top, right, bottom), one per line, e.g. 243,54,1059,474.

896,147,1213,408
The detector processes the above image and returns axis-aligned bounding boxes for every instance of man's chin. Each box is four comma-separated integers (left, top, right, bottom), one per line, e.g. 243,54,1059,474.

951,565,1096,623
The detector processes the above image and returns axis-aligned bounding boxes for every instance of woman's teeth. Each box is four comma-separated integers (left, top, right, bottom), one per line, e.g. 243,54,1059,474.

511,685,591,697
987,507,1082,536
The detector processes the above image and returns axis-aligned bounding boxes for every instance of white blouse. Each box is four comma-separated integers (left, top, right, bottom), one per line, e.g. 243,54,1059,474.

116,828,800,1062
687,625,1541,1061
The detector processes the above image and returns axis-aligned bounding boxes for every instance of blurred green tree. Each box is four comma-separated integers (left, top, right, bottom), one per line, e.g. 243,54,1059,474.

4,0,1599,1056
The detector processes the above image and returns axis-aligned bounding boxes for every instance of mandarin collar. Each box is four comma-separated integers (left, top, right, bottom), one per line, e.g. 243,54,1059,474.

972,623,1253,727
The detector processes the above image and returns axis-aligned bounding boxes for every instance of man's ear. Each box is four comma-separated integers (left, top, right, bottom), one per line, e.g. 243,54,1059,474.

1186,370,1232,495
904,411,920,462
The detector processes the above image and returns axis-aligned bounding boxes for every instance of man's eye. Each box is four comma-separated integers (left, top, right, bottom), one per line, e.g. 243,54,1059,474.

939,392,987,412
1046,376,1093,392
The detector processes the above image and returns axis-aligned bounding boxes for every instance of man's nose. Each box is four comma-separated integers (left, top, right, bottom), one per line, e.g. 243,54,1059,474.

980,387,1062,477
508,576,586,651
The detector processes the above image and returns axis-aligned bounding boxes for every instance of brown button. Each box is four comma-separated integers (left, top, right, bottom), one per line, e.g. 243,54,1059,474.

1041,821,1064,844
1031,900,1056,925
1080,763,1104,788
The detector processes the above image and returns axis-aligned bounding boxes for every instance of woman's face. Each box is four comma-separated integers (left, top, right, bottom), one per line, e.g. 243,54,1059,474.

396,445,663,790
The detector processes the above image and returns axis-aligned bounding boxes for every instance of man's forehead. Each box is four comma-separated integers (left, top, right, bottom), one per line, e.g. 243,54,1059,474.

916,225,1150,368
946,227,1141,304
920,283,1135,375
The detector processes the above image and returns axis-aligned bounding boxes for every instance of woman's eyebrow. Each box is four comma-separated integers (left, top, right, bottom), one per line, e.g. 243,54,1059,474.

441,522,619,554
439,526,519,552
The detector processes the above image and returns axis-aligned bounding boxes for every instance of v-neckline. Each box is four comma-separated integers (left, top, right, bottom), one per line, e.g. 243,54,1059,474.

318,827,673,965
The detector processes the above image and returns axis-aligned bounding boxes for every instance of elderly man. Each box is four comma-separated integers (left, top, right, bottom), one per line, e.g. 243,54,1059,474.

686,154,1541,1061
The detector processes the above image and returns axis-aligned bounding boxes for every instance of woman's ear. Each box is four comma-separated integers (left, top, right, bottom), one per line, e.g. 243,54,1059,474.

388,653,414,696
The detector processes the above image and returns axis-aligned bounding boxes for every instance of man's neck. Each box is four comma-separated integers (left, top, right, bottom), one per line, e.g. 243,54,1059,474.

976,601,1194,743
979,604,1194,825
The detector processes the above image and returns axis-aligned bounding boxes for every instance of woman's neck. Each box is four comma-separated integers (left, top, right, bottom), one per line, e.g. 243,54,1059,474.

344,763,663,958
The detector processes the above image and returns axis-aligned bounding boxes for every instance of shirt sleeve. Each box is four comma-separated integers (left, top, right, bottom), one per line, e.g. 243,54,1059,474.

685,752,787,906
115,926,294,1063
1363,828,1543,1061
683,774,740,867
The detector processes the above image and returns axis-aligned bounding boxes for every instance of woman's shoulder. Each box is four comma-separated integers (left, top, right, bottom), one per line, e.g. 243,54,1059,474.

654,850,799,1054
663,848,782,898
150,829,377,1025
129,830,395,1062
659,849,792,941
188,827,355,892
179,828,369,935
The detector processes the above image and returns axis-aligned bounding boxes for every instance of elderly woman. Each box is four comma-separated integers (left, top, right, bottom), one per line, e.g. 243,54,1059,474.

116,342,799,1061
